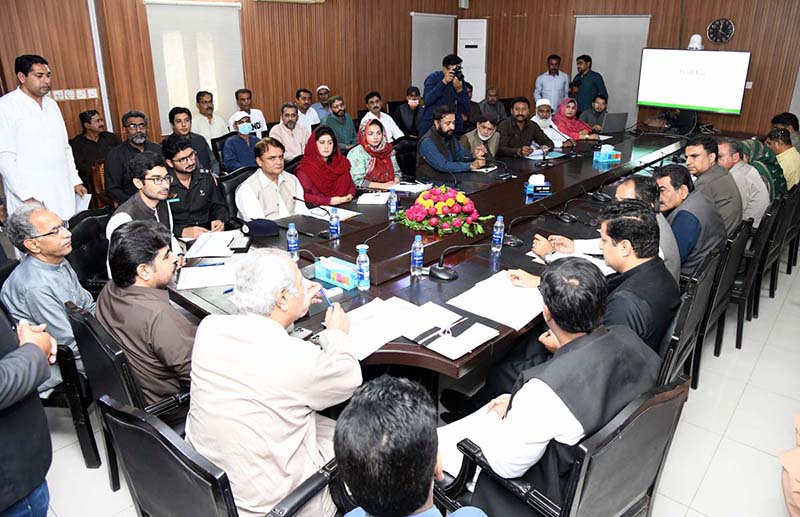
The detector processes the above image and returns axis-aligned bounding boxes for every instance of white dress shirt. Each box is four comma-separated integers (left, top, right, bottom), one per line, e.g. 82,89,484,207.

0,87,82,219
533,71,570,112
269,122,310,161
545,238,668,277
234,170,311,221
193,112,229,147
729,161,770,227
438,379,584,479
228,108,268,135
297,108,320,133
361,111,405,142
531,115,569,147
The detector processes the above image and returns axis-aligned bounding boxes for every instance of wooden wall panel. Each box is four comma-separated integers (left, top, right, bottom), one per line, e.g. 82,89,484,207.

0,0,104,137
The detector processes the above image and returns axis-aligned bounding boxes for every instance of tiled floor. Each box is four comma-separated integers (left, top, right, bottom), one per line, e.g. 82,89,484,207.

42,258,800,516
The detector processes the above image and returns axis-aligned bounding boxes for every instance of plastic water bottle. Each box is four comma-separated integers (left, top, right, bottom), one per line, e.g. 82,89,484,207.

387,189,398,219
286,223,299,261
410,235,424,276
329,207,340,239
491,215,504,253
356,244,370,291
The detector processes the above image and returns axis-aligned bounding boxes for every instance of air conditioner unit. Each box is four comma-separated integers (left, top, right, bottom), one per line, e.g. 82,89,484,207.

254,0,325,4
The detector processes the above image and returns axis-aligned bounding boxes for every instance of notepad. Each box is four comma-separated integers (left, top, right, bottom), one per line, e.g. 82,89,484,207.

447,271,544,331
393,182,433,194
308,206,361,221
176,264,235,290
345,298,404,360
357,192,391,205
184,230,242,258
426,322,500,360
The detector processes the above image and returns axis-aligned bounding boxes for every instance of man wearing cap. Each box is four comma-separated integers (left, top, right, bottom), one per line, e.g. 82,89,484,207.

311,85,332,121
227,88,267,135
531,99,573,148
223,112,259,170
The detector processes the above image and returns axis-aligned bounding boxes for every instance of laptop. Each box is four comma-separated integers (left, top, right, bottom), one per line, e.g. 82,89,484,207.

602,112,629,133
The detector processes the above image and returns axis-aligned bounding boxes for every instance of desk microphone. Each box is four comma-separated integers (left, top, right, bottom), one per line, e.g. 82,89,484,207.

421,154,459,187
429,243,493,281
293,196,331,217
549,125,574,145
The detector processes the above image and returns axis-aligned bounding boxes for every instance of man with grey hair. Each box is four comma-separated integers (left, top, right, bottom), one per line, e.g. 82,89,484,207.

269,102,309,161
104,110,163,205
1,202,95,394
186,248,361,517
718,137,770,228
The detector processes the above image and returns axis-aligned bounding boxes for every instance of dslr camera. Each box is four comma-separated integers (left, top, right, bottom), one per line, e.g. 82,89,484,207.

452,65,465,81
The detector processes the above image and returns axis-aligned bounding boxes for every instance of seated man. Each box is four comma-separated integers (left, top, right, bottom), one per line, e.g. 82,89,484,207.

97,220,195,424
460,114,499,162
321,96,357,152
766,127,800,190
162,134,229,239
335,375,487,517
193,91,228,148
464,82,482,125
362,91,404,142
311,85,331,121
771,112,800,153
577,93,607,132
268,102,309,161
530,98,574,148
394,86,424,137
227,88,267,134
497,97,553,158
479,85,507,121
416,106,486,182
104,110,162,205
223,112,259,171
684,135,742,234
69,109,119,186
295,88,321,133
438,257,661,515
654,164,727,276
186,248,361,517
2,203,96,394
167,106,218,175
718,138,770,228
235,137,311,221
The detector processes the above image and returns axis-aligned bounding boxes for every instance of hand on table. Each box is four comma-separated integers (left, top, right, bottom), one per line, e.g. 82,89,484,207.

547,234,575,253
531,234,556,259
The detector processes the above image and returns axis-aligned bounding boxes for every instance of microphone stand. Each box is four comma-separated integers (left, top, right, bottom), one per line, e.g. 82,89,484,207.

429,243,493,281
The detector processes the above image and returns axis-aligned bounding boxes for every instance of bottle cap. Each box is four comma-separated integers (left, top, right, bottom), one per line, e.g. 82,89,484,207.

331,207,338,213
414,235,422,241
497,215,504,222
288,223,296,229
356,244,369,253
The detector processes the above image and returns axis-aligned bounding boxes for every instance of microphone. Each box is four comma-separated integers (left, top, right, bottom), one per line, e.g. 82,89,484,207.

429,243,493,281
421,154,459,187
549,124,574,147
293,196,331,217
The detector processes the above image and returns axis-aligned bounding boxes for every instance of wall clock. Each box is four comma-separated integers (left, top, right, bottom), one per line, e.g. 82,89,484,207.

707,18,735,44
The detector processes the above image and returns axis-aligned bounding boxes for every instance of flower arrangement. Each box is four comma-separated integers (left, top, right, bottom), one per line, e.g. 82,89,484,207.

397,186,494,237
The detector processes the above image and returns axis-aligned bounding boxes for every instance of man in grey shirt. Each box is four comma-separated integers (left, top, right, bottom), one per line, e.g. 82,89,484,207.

578,94,607,132
1,202,95,394
718,138,770,228
685,135,742,234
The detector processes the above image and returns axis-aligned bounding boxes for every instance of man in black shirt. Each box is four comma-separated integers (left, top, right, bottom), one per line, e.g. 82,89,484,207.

496,97,553,158
69,109,119,186
167,106,219,175
162,134,228,239
104,110,162,205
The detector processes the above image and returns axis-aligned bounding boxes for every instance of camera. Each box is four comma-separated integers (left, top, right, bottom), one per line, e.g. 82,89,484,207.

453,65,465,81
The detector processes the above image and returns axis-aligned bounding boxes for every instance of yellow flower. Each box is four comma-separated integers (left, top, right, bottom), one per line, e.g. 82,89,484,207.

423,199,434,209
446,198,455,207
456,193,466,204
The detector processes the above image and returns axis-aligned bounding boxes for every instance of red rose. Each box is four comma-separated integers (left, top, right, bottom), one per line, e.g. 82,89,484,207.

453,218,463,227
429,217,439,226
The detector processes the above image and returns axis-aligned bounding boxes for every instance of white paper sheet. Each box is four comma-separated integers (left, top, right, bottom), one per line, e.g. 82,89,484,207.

308,206,361,221
447,271,544,331
357,192,391,205
393,182,433,194
598,135,614,141
184,230,242,258
426,322,499,360
75,193,91,213
176,264,235,290
401,301,463,341
345,298,404,360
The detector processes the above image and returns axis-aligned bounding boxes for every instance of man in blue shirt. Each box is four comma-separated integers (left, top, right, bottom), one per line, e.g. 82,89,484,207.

419,54,471,136
570,54,608,114
222,111,258,171
335,375,486,517
417,106,486,183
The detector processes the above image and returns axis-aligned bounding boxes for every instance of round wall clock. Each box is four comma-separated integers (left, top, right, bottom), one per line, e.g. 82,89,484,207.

707,18,735,44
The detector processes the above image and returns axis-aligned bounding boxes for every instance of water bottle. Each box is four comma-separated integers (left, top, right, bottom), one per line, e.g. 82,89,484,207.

329,207,340,239
491,215,504,253
387,189,398,219
410,235,424,276
286,223,299,261
356,244,370,291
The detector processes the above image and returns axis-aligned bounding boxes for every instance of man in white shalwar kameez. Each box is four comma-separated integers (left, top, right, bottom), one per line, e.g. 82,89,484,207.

0,55,88,221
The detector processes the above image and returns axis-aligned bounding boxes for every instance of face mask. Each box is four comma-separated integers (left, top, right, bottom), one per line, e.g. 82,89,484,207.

237,122,253,135
478,131,494,141
408,99,420,108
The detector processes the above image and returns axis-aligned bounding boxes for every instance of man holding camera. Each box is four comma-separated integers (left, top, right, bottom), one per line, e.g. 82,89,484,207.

419,54,471,136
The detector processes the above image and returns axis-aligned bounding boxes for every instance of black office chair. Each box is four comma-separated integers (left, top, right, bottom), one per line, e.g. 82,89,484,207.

66,206,113,297
755,188,798,304
0,260,101,469
285,155,303,175
659,250,720,388
392,136,419,180
212,132,236,172
66,302,189,491
783,185,800,274
217,166,258,227
266,121,279,134
98,396,238,517
442,375,690,517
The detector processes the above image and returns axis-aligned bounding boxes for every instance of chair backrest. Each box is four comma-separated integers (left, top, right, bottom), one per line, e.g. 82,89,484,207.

66,206,113,284
98,396,238,517
212,132,236,171
392,136,419,178
0,259,20,326
783,185,800,237
285,155,302,175
218,166,258,219
89,160,114,208
744,197,781,286
768,190,798,261
65,302,148,409
563,376,690,517
704,218,753,322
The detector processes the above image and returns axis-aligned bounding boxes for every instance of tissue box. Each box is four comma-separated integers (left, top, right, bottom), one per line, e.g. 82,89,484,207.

593,150,622,163
524,181,552,199
314,257,358,291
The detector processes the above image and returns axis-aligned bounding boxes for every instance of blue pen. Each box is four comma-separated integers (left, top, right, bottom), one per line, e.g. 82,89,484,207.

223,287,234,294
197,262,225,267
319,288,332,307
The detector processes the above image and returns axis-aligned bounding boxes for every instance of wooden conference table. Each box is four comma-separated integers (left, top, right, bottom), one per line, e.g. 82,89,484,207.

170,133,682,381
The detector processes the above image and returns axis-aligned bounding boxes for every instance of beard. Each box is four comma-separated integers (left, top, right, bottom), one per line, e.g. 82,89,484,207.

130,133,147,145
436,127,454,139
285,120,296,130
332,109,345,118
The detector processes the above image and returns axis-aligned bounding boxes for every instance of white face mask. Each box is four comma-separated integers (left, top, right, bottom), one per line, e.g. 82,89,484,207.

477,130,494,141
407,99,420,108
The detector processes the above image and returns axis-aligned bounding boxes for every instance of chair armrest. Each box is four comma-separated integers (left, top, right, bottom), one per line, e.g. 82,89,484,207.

144,390,190,417
225,216,245,231
267,458,338,517
455,439,560,517
440,440,479,499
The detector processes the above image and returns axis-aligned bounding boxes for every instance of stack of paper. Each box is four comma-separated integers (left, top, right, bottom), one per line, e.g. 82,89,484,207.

393,182,433,194
308,206,361,221
184,230,242,258
176,264,235,290
357,192,391,205
447,271,543,331
345,298,404,360
426,323,499,360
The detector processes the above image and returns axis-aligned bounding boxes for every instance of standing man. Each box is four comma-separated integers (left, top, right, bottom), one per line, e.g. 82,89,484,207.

223,112,259,171
570,54,608,114
69,109,119,187
269,102,310,161
321,97,357,152
684,135,742,234
497,97,553,158
718,138,770,228
104,110,162,205
227,88,267,135
295,88,321,133
362,91,404,142
766,127,800,190
419,54,471,136
578,94,608,132
167,107,216,174
479,86,507,121
534,54,569,112
311,85,332,121
0,55,88,220
193,91,228,148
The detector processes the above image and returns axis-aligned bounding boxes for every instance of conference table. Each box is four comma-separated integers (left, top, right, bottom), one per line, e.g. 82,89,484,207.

170,132,683,383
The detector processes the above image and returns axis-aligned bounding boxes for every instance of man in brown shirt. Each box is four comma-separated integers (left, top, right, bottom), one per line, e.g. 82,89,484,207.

497,96,553,158
96,219,196,422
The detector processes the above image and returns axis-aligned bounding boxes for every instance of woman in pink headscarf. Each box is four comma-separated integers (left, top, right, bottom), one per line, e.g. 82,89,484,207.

552,98,599,141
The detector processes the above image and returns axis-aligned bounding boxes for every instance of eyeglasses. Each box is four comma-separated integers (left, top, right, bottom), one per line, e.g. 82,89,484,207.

126,123,148,131
31,220,69,239
143,175,173,185
173,150,196,165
